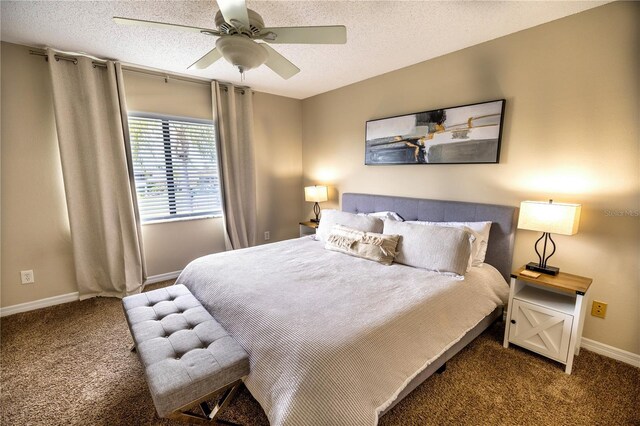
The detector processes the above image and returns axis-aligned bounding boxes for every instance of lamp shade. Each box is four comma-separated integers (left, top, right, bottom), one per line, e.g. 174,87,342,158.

304,185,328,203
518,201,581,235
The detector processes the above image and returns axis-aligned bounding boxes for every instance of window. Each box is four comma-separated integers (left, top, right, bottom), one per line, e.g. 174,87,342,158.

128,113,222,223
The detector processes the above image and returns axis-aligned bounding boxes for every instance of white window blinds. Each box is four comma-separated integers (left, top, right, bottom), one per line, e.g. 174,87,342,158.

128,114,222,223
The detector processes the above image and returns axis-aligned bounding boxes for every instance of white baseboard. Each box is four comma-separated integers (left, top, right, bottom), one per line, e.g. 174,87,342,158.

0,272,179,318
2,287,637,369
581,338,640,368
144,270,181,286
0,292,80,317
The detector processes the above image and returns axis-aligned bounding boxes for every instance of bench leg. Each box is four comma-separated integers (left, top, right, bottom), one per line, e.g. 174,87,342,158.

167,379,244,425
200,380,241,421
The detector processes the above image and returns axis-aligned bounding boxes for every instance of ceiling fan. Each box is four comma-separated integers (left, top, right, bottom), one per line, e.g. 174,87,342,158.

114,0,346,80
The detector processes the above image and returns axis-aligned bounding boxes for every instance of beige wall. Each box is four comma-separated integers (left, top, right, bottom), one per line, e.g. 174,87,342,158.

254,92,303,244
1,2,636,355
122,70,225,276
124,71,302,275
1,42,302,306
1,42,77,306
301,2,639,354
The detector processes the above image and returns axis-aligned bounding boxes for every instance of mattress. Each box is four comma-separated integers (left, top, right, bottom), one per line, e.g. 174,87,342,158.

177,236,509,426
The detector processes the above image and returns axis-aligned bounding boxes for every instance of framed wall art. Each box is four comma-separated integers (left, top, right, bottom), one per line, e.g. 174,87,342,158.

365,99,505,165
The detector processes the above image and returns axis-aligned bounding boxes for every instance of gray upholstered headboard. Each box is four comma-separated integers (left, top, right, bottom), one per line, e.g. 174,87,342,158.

342,193,518,282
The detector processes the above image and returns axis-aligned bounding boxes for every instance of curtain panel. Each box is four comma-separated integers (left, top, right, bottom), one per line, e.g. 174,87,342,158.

47,49,145,299
212,82,257,250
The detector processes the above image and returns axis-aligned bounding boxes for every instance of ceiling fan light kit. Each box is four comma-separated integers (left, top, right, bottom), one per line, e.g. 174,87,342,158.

114,0,346,80
216,36,267,74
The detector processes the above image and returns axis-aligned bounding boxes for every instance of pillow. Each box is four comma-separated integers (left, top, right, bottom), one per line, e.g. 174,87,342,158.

407,222,478,270
406,221,492,266
383,220,472,277
325,225,400,265
316,210,384,242
357,211,404,221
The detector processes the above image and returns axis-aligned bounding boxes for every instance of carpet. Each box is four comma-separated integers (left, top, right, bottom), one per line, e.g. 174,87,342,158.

1,282,638,425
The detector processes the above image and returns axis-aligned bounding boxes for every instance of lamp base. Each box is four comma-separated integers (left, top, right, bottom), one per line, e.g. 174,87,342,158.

526,262,559,276
312,202,321,223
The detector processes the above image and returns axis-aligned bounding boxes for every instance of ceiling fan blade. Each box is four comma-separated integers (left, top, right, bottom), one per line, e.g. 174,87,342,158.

215,0,250,29
261,44,300,80
113,17,220,35
188,48,223,70
260,26,347,44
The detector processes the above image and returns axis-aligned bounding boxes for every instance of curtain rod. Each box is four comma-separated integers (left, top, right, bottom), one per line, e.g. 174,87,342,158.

121,64,253,93
121,65,210,86
29,49,107,68
122,68,252,94
28,49,253,94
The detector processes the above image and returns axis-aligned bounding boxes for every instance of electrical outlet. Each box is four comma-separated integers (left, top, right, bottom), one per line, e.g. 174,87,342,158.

20,270,35,284
264,231,270,241
591,300,607,319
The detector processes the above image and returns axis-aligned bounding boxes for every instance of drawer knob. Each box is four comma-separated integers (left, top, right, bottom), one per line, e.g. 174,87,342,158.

510,319,516,324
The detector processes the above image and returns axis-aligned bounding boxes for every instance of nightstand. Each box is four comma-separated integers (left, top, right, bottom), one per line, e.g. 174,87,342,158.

503,266,592,374
299,221,318,237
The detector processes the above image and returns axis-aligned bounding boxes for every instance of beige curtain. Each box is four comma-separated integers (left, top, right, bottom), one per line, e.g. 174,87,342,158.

47,49,145,299
212,82,257,249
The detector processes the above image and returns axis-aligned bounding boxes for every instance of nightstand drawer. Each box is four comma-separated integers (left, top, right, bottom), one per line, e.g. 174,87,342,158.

509,299,573,363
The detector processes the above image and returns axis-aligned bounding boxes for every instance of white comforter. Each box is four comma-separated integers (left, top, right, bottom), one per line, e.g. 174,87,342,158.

177,236,509,426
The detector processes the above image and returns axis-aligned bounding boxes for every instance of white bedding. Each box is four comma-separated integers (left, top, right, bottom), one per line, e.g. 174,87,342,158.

177,236,509,426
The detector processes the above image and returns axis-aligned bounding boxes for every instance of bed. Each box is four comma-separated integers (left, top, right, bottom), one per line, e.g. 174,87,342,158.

176,193,517,425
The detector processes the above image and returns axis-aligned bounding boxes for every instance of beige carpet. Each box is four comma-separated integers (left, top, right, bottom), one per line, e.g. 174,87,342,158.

1,282,638,426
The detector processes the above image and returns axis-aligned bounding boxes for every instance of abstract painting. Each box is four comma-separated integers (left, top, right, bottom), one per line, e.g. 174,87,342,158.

365,100,505,165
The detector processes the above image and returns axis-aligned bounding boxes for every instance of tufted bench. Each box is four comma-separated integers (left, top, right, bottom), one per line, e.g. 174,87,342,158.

123,284,249,424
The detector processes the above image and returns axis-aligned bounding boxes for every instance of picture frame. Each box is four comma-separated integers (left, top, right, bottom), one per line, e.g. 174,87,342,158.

365,99,505,165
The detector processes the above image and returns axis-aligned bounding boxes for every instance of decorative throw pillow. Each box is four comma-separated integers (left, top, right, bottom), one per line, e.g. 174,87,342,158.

383,220,472,277
407,221,492,266
325,225,400,265
316,210,384,243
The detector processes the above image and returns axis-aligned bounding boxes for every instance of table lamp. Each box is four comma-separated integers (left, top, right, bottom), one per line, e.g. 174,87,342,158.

304,185,328,223
518,200,581,275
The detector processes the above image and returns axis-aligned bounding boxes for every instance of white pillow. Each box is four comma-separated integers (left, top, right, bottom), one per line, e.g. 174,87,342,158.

383,221,472,278
407,221,492,266
401,222,477,272
316,210,384,243
357,211,404,221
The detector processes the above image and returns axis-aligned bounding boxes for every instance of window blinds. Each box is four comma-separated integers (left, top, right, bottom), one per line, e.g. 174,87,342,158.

128,114,222,222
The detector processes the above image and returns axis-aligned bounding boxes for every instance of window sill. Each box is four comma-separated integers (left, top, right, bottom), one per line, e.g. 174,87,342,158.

141,214,223,226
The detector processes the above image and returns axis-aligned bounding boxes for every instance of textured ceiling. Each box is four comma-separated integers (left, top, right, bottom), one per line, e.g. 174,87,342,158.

1,1,608,99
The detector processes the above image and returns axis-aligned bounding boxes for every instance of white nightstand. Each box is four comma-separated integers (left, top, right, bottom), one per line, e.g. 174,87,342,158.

299,221,318,237
503,266,592,374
